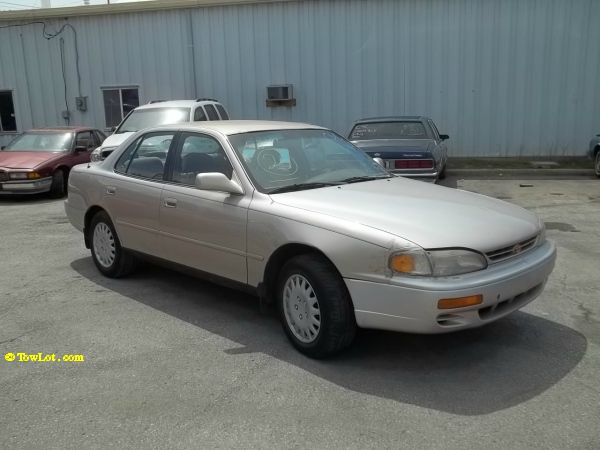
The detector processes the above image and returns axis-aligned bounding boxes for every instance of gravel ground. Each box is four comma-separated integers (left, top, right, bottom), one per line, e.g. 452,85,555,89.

1,178,599,450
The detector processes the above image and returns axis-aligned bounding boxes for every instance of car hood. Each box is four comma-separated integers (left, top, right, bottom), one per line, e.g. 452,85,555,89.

0,151,63,169
352,139,434,156
101,132,134,148
270,177,540,251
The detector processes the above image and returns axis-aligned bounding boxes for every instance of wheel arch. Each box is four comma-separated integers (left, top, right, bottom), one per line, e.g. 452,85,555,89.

258,243,343,305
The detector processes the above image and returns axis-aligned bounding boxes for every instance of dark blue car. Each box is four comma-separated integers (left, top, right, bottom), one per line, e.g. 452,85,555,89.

348,116,449,182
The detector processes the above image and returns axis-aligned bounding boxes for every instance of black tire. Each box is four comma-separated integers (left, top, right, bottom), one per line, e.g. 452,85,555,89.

277,254,356,358
595,150,600,178
438,162,447,180
49,169,66,198
89,210,136,278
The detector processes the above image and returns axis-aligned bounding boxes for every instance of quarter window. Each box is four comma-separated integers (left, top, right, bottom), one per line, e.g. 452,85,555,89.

204,104,219,120
215,104,229,120
102,87,140,128
170,133,232,185
115,132,174,180
0,90,17,132
194,107,207,121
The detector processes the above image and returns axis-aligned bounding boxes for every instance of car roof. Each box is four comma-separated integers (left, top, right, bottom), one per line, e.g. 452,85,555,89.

135,99,222,110
353,116,431,124
26,126,98,133
151,120,325,136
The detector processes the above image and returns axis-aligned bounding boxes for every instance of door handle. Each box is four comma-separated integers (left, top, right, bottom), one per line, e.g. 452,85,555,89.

105,186,116,195
164,198,177,208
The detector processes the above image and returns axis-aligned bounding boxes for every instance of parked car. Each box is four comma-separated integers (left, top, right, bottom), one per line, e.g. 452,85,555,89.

65,121,556,358
348,116,448,181
588,134,600,177
0,127,105,197
91,99,229,162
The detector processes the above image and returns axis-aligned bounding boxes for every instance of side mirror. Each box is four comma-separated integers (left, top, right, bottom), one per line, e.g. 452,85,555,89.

0,146,5,150
439,134,450,141
373,157,385,167
111,126,116,132
195,172,244,195
74,145,87,153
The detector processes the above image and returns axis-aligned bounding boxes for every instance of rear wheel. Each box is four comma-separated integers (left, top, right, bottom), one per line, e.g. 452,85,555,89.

49,169,66,198
595,150,600,178
277,254,356,358
438,162,447,180
89,211,136,278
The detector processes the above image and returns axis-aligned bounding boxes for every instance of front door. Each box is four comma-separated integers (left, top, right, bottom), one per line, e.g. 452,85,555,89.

159,132,250,283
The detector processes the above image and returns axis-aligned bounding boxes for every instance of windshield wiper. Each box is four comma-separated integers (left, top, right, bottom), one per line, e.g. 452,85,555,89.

269,182,340,194
339,175,391,184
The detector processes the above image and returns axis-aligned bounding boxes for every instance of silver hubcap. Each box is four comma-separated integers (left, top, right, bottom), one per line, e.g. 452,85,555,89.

283,274,321,343
93,222,116,268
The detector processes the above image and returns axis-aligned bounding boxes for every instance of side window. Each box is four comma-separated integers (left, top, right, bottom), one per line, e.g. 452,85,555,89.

204,104,219,120
94,130,106,146
215,104,229,120
102,87,140,128
114,132,174,180
428,120,440,140
170,133,233,185
0,90,17,132
194,107,207,121
75,131,94,151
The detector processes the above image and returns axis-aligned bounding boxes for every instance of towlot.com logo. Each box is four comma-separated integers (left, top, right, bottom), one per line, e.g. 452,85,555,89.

4,352,85,363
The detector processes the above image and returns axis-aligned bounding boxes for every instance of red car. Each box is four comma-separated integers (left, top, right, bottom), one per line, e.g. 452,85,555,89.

0,127,105,197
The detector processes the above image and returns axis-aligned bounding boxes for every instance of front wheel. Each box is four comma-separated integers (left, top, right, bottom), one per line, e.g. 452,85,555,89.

89,211,136,278
595,151,600,178
277,254,356,358
49,169,66,198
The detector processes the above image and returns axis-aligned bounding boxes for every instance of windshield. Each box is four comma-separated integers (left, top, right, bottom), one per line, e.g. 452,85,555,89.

115,107,191,133
4,132,73,152
228,129,390,193
350,121,429,140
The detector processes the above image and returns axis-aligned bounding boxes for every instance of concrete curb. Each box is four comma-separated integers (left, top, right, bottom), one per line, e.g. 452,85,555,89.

447,168,596,177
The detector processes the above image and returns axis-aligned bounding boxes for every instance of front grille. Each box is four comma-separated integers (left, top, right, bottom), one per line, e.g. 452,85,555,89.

485,235,538,262
393,159,434,169
0,171,8,182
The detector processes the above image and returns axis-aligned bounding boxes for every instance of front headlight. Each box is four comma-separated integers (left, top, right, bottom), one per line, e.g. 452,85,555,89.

427,249,487,276
9,172,41,180
389,248,487,277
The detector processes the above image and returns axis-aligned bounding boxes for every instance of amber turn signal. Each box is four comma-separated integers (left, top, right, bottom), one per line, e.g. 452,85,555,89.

390,254,415,273
27,172,41,179
437,294,483,310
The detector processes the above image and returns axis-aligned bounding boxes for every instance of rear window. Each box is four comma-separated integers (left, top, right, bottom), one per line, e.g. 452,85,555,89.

350,121,428,140
204,104,219,120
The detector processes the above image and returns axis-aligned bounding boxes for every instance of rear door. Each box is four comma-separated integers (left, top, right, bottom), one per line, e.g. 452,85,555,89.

101,131,176,256
158,131,250,283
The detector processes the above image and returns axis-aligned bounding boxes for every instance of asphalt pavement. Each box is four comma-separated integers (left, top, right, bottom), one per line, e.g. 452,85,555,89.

1,177,599,449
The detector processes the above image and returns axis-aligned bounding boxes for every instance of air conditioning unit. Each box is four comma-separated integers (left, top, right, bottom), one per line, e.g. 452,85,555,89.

267,85,293,100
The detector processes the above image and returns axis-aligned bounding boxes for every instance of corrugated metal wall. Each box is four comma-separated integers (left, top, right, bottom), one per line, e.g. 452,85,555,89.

1,0,599,156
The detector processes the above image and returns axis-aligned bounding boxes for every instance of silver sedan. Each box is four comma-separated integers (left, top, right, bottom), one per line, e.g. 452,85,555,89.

65,121,556,358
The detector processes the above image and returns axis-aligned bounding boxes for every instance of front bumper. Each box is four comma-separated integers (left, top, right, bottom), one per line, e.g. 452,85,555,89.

0,177,52,194
346,240,556,334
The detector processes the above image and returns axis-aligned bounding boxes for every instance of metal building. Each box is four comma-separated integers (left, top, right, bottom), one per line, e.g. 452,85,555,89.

1,0,599,156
